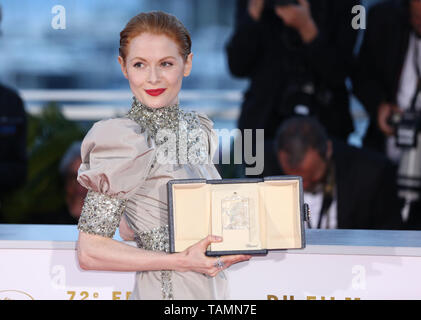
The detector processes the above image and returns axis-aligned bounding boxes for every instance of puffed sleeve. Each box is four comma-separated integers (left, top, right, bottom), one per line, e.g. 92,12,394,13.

77,118,156,238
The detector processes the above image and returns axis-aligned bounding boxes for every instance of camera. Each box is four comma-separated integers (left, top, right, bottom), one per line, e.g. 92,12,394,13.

388,110,421,148
388,110,421,210
279,81,333,118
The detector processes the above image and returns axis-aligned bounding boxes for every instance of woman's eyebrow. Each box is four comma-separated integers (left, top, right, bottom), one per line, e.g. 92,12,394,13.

159,56,176,61
130,56,147,62
130,56,176,62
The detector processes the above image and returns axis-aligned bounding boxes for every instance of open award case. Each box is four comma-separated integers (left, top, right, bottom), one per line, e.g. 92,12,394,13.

167,176,309,256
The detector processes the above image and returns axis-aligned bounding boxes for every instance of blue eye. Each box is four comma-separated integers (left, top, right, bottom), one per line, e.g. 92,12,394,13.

161,61,173,67
133,62,143,68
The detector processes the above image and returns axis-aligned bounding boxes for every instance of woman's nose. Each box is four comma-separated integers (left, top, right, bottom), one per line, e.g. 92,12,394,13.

147,66,160,84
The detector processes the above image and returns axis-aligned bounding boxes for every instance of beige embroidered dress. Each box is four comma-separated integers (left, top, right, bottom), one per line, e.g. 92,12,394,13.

77,97,229,300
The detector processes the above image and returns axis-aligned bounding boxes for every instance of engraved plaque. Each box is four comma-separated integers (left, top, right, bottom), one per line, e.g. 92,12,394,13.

221,192,259,248
222,192,249,230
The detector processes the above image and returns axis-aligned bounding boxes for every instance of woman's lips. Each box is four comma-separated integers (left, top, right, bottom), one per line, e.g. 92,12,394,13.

145,88,166,96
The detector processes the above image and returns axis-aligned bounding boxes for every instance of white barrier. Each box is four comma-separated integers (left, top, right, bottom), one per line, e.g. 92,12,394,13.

1,225,421,300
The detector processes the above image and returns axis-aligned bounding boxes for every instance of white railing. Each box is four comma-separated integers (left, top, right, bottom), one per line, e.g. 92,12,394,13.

18,89,368,128
19,89,243,121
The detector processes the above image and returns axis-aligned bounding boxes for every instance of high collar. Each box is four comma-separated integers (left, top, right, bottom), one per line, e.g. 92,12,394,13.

126,96,209,165
127,96,180,138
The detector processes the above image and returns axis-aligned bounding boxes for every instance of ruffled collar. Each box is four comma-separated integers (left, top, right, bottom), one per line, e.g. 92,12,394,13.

127,96,181,139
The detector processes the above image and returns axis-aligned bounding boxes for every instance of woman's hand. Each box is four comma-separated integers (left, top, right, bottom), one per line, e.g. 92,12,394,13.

175,235,252,277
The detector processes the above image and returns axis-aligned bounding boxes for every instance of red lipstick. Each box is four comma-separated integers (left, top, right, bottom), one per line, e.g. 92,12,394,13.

145,88,166,96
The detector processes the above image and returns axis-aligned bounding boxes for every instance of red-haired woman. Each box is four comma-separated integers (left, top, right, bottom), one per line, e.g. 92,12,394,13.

76,11,251,300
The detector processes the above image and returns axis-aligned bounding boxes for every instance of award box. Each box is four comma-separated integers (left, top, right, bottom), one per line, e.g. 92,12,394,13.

167,176,310,256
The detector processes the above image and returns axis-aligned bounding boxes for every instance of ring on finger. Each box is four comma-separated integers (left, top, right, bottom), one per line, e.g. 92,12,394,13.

214,257,225,269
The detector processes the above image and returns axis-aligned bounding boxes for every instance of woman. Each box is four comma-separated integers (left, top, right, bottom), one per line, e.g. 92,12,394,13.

76,11,251,300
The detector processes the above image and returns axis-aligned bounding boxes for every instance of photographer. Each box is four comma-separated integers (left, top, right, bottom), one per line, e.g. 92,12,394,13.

226,0,360,176
353,0,421,228
353,0,420,156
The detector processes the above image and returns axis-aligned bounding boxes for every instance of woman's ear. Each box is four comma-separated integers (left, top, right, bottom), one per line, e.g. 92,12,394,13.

183,52,193,77
118,56,128,79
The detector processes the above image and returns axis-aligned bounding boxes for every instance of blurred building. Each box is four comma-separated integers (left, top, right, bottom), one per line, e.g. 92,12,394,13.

0,0,388,170
0,0,247,91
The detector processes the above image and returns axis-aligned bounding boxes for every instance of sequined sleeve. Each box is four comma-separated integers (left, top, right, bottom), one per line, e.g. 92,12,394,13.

78,190,127,238
77,118,156,237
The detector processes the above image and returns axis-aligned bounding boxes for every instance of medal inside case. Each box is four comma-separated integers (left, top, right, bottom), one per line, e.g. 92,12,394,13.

167,176,308,255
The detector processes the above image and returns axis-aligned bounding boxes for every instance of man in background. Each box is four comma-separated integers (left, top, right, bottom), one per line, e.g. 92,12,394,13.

275,117,403,229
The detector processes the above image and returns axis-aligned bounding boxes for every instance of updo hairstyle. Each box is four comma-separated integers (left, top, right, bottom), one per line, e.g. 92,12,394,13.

119,11,192,63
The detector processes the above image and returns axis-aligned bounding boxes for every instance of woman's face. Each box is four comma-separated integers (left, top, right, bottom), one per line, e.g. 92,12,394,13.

118,32,192,109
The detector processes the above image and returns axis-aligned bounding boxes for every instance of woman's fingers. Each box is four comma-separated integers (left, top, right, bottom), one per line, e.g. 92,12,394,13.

184,236,252,276
206,254,252,277
197,235,223,251
219,254,252,268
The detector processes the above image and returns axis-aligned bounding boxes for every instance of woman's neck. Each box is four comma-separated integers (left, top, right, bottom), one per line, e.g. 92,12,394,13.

127,96,180,138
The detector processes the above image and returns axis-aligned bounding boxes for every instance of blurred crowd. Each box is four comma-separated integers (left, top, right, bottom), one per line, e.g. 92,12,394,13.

0,0,421,230
225,0,421,230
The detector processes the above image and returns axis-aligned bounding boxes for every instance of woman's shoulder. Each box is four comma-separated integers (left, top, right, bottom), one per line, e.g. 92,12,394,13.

83,116,152,147
196,112,214,130
78,116,156,198
81,116,155,164
88,117,145,136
